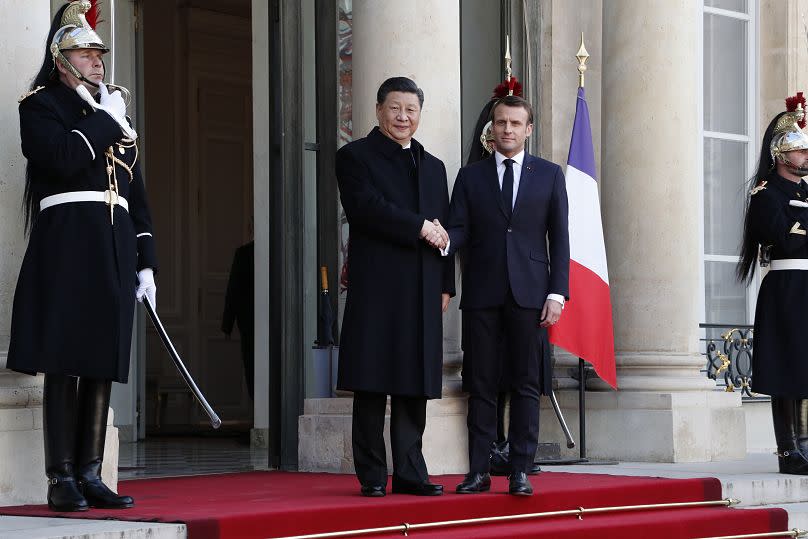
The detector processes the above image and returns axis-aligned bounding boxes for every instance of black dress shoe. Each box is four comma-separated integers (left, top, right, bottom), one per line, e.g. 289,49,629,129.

456,472,491,494
391,478,443,496
508,471,533,496
360,485,386,497
528,463,542,475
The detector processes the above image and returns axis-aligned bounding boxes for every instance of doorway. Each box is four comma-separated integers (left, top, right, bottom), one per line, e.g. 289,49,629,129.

140,0,254,437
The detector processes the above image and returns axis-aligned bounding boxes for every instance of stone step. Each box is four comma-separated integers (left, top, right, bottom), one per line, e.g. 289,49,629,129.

547,453,808,508
0,516,186,539
720,473,808,507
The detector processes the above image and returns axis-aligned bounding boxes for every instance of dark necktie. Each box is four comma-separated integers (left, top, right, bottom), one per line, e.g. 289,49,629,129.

502,158,514,219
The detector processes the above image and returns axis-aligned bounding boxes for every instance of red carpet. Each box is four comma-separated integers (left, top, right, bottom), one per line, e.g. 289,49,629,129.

0,471,787,538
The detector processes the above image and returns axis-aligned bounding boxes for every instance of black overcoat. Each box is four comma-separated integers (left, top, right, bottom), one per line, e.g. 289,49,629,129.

336,127,455,399
7,82,157,383
750,174,808,398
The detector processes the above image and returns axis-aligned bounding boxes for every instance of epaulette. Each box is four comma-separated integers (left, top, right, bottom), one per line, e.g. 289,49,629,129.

750,180,767,196
18,86,44,103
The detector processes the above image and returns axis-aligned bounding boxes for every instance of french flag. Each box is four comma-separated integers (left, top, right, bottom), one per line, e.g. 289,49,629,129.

549,87,617,389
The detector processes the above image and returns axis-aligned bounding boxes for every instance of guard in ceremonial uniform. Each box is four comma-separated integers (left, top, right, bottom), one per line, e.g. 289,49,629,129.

738,93,808,475
7,1,156,510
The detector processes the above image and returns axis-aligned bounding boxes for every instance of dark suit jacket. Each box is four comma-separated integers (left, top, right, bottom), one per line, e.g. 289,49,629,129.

222,241,254,336
447,153,569,310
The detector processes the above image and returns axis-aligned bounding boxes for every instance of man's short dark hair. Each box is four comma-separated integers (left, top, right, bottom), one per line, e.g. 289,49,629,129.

377,77,425,108
490,95,534,125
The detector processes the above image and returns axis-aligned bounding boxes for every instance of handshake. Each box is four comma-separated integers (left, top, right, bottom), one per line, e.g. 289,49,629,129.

421,219,449,251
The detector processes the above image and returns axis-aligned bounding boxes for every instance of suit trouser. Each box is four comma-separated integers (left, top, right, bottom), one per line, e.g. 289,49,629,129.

463,290,543,473
352,391,428,487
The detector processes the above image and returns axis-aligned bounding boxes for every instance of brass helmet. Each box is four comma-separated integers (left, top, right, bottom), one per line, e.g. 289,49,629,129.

50,1,108,86
771,92,808,163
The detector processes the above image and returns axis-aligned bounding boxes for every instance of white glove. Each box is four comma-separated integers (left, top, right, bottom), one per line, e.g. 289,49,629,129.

98,83,127,120
75,84,138,140
136,268,157,310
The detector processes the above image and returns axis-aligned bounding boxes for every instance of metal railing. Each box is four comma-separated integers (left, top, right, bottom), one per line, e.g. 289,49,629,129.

699,323,755,398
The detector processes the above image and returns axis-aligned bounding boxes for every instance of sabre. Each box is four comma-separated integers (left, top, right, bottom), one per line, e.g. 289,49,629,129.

550,390,575,449
142,295,222,429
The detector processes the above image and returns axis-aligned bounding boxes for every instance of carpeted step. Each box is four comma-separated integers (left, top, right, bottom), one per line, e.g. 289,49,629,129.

0,471,788,539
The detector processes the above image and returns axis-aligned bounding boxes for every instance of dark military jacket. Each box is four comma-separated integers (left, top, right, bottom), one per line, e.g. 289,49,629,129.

7,81,157,382
750,173,808,397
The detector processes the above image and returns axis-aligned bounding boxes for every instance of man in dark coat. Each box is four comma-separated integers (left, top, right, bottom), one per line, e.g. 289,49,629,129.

7,1,155,512
447,95,569,496
222,240,255,399
336,77,455,497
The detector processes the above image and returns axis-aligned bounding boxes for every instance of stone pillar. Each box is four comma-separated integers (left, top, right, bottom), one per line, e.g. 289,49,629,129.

0,2,118,505
299,0,468,474
543,0,744,462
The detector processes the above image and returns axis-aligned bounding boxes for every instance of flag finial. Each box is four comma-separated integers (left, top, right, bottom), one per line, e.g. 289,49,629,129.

505,34,513,95
576,32,590,88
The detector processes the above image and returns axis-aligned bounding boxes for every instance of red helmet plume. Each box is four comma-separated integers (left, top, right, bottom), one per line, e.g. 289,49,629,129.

493,76,523,99
785,91,806,129
85,0,101,30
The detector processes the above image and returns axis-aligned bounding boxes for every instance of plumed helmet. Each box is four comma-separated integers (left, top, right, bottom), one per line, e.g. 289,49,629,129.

771,92,808,162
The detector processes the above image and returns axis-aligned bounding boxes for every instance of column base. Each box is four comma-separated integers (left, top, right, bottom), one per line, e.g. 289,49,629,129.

298,397,469,475
540,389,746,462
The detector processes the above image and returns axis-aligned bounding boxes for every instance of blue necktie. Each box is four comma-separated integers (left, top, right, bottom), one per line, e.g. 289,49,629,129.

502,159,514,219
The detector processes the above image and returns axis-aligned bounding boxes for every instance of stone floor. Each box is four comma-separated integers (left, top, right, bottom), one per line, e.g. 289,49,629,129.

0,516,186,539
118,435,270,479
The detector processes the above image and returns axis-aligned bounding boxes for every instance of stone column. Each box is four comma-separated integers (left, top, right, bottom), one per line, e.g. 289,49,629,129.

299,0,468,474
543,0,743,462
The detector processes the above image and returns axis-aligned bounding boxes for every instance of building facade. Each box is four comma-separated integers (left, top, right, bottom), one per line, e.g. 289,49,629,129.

0,0,805,503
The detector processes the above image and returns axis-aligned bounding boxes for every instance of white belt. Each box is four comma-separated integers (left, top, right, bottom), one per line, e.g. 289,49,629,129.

39,190,129,213
769,259,808,271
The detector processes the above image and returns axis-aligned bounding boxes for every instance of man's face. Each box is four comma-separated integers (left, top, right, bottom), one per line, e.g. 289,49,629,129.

58,48,105,92
376,91,421,145
779,148,808,178
491,104,533,157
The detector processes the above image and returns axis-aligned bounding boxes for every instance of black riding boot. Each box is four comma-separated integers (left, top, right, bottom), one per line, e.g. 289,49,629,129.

772,396,808,475
44,374,88,512
75,378,134,509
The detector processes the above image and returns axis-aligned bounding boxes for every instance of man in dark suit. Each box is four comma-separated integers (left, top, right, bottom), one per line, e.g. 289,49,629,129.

222,240,254,400
336,77,455,497
446,95,569,496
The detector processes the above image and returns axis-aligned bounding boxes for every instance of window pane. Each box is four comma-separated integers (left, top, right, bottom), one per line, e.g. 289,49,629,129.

704,138,747,256
703,13,747,134
705,0,747,13
705,261,747,324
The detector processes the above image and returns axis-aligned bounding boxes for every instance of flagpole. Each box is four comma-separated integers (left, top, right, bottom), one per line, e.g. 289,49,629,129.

577,32,590,462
